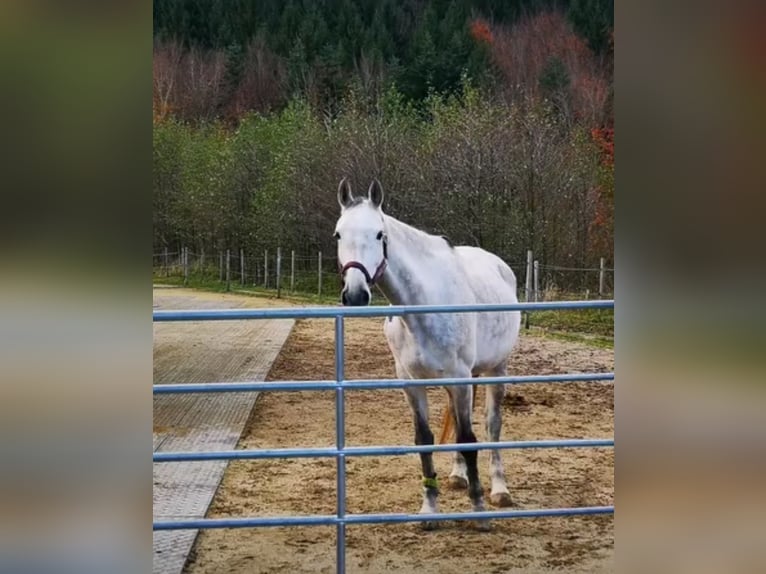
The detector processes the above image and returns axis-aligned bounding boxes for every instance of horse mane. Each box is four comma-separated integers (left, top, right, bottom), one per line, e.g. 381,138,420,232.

384,214,455,251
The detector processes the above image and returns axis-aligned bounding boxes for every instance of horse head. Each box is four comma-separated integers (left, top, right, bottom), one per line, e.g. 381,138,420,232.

334,178,387,306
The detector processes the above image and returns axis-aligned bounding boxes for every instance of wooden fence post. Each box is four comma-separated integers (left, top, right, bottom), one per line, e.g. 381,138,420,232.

276,247,282,298
225,249,231,292
290,250,295,293
240,249,245,286
264,250,268,288
163,247,169,277
219,251,223,282
318,251,323,297
524,250,533,329
599,257,606,297
533,260,539,302
183,246,189,286
199,247,205,273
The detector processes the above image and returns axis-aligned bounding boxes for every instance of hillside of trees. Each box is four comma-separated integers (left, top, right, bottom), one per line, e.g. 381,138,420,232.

153,0,614,288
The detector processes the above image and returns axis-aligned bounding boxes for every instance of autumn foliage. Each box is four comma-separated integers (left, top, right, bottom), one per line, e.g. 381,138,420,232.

485,10,610,126
591,127,614,166
153,2,614,274
469,18,493,45
153,40,227,123
588,127,614,257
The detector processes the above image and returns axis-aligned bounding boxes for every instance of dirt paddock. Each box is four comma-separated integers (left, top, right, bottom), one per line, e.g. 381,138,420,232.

184,315,614,573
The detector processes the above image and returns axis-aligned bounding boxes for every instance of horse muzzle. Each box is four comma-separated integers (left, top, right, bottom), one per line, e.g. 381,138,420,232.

341,287,370,307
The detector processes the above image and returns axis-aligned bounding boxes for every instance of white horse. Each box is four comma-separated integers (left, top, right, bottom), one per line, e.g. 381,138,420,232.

335,178,521,529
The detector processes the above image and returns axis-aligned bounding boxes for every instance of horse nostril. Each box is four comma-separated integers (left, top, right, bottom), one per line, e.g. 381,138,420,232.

341,289,369,306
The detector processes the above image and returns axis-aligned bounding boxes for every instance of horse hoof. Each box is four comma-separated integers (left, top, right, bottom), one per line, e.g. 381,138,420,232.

420,520,438,531
490,492,513,508
447,475,468,490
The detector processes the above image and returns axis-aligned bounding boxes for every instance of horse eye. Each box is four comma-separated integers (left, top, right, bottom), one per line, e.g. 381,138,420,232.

334,232,340,240
376,231,384,240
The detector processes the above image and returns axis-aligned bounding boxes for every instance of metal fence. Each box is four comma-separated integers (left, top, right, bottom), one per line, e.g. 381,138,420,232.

153,300,615,573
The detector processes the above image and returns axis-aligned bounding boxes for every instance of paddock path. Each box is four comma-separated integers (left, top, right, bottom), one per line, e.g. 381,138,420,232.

153,287,295,574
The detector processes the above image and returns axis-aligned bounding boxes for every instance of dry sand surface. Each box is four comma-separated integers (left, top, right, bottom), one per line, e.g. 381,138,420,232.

183,310,614,573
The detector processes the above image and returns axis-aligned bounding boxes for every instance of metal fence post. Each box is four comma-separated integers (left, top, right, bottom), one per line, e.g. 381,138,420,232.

219,251,223,282
164,247,169,277
290,250,295,293
226,249,231,292
533,260,539,302
199,247,205,273
334,315,346,574
318,251,323,297
276,247,282,298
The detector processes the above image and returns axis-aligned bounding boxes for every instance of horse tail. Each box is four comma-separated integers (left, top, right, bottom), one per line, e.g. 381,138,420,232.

437,384,478,444
438,391,455,444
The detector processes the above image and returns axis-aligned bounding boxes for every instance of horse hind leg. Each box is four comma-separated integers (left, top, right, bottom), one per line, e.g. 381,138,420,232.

403,383,439,531
441,390,468,490
486,367,513,507
448,453,469,490
449,382,490,531
443,382,477,490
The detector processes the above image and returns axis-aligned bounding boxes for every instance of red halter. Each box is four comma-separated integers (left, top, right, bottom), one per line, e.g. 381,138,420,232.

338,237,388,286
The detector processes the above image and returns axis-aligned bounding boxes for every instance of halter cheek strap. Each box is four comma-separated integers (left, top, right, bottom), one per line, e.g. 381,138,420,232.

338,237,388,287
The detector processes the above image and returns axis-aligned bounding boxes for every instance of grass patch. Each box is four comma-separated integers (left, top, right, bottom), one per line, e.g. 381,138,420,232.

524,307,614,349
527,327,614,349
527,308,614,338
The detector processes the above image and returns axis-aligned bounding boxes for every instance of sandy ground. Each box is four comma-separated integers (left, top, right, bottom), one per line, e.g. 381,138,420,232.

184,312,614,573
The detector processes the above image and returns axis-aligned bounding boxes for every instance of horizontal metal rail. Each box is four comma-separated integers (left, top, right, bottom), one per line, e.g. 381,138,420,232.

153,372,614,394
153,299,613,322
153,505,615,531
154,438,614,463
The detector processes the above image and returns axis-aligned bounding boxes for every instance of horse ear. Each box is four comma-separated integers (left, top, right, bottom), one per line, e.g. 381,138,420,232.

337,177,354,208
368,179,384,208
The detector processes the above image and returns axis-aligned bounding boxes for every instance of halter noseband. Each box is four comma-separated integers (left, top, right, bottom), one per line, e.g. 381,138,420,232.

338,236,388,287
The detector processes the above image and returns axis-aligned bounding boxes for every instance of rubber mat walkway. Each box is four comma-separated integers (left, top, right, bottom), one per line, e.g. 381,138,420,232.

153,287,295,574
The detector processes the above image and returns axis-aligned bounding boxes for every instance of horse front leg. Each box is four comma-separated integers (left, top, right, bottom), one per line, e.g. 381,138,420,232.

448,382,490,530
402,379,439,530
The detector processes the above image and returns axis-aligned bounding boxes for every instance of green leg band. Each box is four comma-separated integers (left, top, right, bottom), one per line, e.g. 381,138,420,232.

422,476,439,489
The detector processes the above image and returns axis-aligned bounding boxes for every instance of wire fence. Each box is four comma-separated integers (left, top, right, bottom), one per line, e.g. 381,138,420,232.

152,246,614,301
